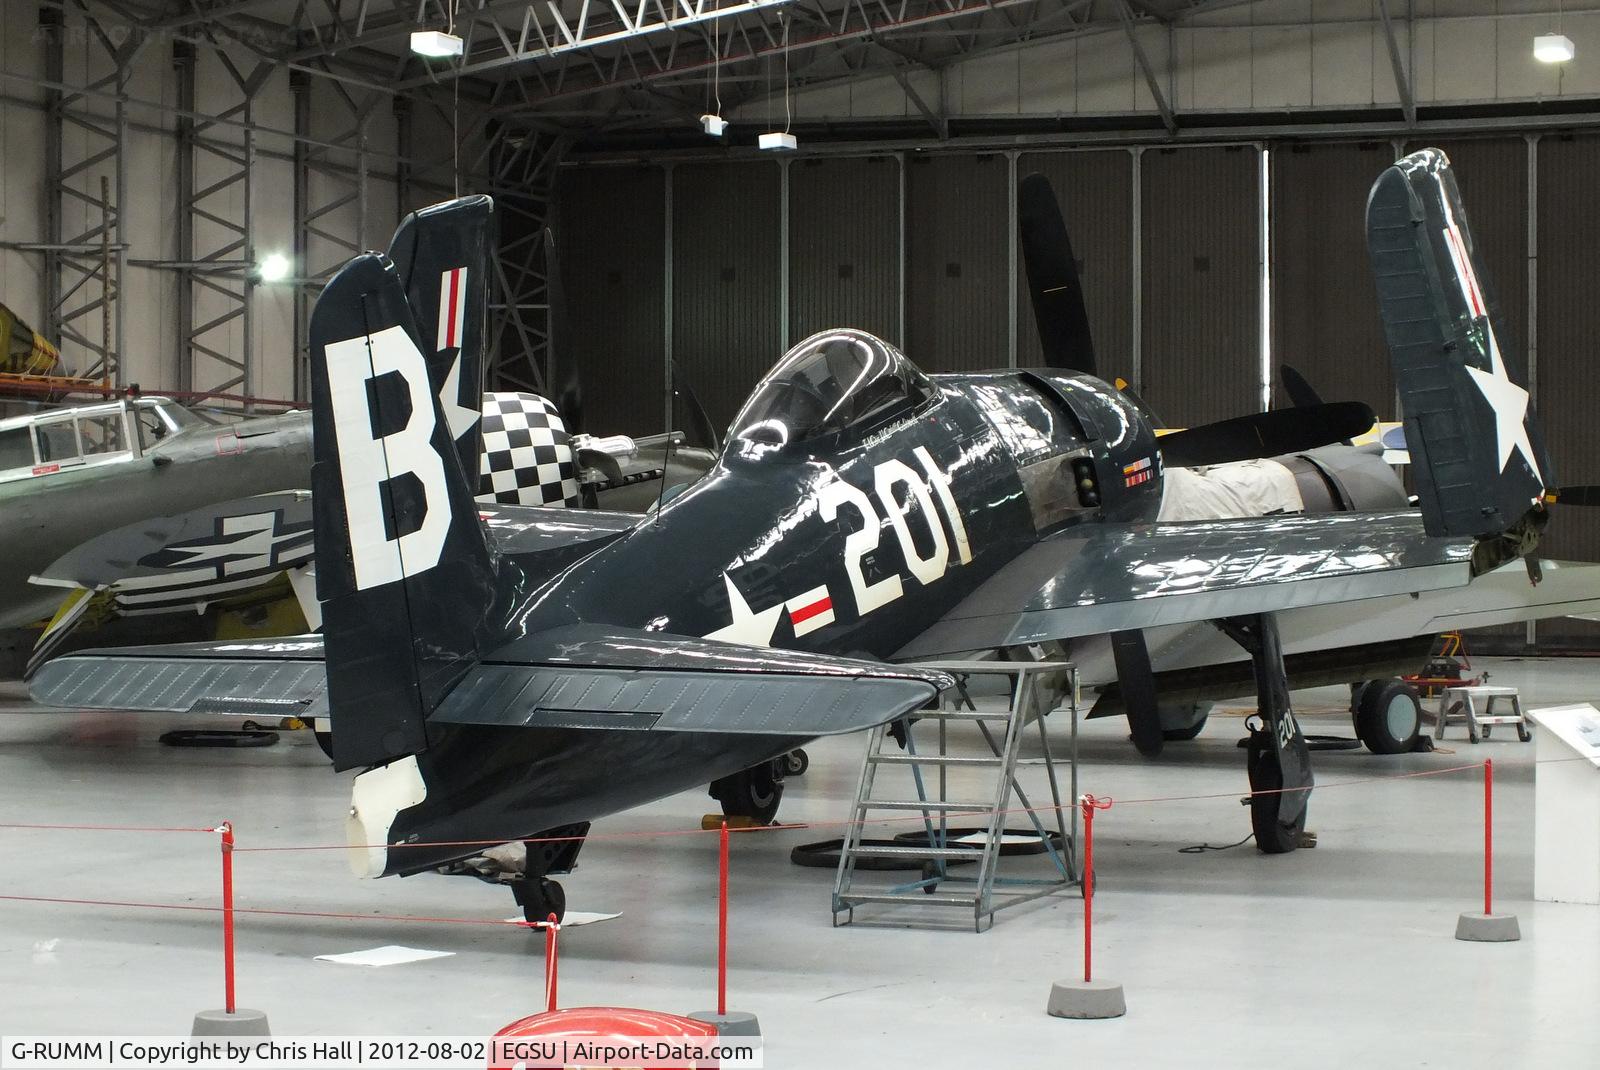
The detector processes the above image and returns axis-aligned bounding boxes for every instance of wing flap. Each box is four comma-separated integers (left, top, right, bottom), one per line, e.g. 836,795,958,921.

897,511,1475,659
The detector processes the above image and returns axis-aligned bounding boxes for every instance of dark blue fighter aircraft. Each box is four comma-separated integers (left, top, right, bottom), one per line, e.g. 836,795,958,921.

31,150,1562,922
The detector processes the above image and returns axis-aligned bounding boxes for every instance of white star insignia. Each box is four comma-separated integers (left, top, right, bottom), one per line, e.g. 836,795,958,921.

438,354,480,442
703,573,784,648
1464,331,1542,486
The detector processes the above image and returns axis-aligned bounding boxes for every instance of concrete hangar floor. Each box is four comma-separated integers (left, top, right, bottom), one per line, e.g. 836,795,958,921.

1,660,1596,1069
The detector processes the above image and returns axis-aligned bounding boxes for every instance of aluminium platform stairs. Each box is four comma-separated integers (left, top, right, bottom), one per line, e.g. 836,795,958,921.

831,660,1080,932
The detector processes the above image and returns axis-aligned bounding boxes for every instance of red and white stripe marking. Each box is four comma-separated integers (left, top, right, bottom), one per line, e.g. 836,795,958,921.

438,266,469,351
785,584,835,637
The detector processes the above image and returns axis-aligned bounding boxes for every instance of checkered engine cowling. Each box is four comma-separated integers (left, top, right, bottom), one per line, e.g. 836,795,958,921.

477,392,580,507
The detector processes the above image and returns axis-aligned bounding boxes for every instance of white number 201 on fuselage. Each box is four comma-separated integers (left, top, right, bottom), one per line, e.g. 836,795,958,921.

818,446,974,620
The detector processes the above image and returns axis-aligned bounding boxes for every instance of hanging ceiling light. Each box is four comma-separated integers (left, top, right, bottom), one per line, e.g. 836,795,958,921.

1534,33,1575,63
759,13,797,151
411,29,464,58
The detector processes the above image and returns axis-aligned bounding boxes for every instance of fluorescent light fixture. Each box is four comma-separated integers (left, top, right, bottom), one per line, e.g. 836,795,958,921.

701,114,728,137
256,252,290,283
758,131,798,152
1534,33,1575,63
411,29,464,58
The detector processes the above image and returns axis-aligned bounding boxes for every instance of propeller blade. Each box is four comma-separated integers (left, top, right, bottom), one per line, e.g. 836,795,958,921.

1160,401,1376,469
1278,364,1325,409
542,227,583,434
1018,173,1096,375
1549,486,1600,507
1111,630,1164,758
671,359,722,452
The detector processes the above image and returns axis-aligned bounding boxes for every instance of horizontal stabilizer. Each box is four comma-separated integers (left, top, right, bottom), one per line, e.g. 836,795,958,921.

434,624,950,736
30,627,950,739
29,638,326,718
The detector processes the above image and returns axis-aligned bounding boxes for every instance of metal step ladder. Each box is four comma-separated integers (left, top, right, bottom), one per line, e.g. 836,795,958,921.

832,659,1079,932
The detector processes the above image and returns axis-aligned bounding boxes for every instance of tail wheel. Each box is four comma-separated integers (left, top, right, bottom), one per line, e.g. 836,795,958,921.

710,760,786,826
1355,678,1422,755
512,877,566,926
783,749,810,777
1247,729,1305,854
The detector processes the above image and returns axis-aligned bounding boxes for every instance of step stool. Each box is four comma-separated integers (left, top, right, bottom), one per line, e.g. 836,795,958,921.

1435,685,1531,744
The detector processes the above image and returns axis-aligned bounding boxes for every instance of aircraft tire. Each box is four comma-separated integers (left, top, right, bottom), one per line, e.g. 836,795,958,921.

514,877,566,927
313,730,334,760
1355,678,1422,755
1246,730,1305,854
711,760,786,826
783,749,810,777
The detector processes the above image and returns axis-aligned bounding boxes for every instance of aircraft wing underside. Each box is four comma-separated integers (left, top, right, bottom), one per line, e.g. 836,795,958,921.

895,510,1476,660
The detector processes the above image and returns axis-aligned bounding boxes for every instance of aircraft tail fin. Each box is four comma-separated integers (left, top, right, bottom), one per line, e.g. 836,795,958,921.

1366,148,1552,541
386,195,496,482
308,251,502,771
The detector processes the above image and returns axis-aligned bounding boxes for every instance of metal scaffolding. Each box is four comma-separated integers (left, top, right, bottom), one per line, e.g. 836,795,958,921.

38,0,141,386
168,39,274,400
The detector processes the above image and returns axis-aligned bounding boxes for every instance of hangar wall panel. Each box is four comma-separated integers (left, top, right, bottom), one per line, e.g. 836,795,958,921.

787,156,900,347
671,162,783,428
1269,141,1394,416
904,154,1009,372
1014,150,1134,379
1532,134,1600,633
1140,146,1260,426
558,166,667,436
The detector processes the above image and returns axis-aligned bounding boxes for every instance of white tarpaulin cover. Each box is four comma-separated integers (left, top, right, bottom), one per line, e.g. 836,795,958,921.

1158,460,1304,523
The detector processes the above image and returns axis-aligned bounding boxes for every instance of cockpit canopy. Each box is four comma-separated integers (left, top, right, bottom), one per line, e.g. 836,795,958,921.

728,329,935,453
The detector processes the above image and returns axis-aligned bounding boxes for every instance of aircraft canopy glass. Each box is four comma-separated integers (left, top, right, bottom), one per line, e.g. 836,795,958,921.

728,330,934,450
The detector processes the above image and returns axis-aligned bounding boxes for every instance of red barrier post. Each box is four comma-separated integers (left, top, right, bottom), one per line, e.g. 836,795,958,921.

544,915,559,1013
219,822,236,1015
1081,798,1094,983
718,821,729,1017
1079,796,1113,983
1483,759,1493,917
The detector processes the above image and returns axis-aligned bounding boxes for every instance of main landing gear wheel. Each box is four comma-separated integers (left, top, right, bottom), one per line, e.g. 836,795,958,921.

1353,678,1422,755
1247,728,1306,854
512,876,566,926
710,759,786,826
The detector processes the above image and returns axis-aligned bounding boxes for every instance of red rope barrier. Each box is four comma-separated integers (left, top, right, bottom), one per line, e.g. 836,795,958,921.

0,822,217,834
717,821,729,1018
0,895,540,928
220,823,236,1015
1483,759,1494,917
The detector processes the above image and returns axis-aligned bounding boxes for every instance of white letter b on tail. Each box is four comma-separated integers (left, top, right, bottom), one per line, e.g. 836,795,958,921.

325,324,451,590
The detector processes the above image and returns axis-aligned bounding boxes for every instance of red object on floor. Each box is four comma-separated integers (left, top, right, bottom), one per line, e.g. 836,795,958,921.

490,1008,720,1069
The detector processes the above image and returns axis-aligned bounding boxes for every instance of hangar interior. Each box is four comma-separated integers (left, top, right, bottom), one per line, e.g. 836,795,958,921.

3,0,1600,1065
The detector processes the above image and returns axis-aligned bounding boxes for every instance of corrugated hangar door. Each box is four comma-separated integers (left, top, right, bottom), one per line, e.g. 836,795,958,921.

558,165,666,436
672,161,783,429
905,153,1010,372
1015,150,1134,382
788,156,900,348
1140,145,1260,427
1534,133,1600,644
1270,141,1394,416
